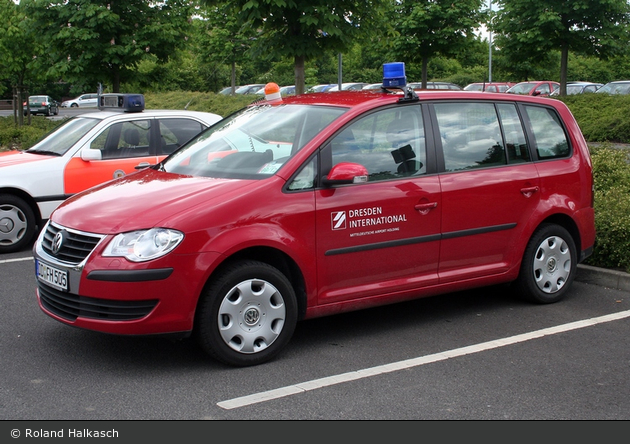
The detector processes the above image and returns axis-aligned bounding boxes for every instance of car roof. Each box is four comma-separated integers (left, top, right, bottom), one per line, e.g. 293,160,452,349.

74,109,222,124
263,89,558,109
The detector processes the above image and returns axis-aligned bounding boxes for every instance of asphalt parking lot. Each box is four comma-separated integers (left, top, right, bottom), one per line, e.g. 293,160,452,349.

1,245,629,421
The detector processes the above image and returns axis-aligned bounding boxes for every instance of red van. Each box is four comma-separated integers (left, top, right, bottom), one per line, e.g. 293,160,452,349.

33,70,595,367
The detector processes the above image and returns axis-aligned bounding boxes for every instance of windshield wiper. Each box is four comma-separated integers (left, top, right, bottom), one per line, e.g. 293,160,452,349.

26,149,62,156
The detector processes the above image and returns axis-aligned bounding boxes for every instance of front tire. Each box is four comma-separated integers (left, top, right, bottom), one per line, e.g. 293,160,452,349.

0,194,37,254
515,224,577,304
195,260,298,367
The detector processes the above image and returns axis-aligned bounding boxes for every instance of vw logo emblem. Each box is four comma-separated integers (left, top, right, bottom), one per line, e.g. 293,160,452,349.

243,307,260,326
51,230,66,255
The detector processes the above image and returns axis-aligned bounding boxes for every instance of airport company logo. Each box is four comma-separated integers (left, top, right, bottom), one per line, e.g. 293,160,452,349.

331,211,346,230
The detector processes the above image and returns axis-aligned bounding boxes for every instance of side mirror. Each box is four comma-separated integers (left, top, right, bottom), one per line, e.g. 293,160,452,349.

323,162,368,186
80,148,103,161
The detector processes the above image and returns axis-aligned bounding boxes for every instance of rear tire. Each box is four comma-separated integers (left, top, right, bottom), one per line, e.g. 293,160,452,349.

515,224,577,304
195,260,298,367
0,194,37,254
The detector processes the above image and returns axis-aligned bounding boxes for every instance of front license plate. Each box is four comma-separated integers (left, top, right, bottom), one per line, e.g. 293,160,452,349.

36,260,68,291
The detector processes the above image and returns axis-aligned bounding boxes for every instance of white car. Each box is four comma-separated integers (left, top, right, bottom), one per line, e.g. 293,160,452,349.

326,82,369,91
60,93,99,108
0,99,222,253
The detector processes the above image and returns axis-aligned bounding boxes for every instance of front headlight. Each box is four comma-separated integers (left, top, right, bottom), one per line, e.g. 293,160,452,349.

103,228,184,262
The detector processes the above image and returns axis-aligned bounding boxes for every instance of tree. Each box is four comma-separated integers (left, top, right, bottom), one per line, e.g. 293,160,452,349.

493,0,630,95
390,0,484,88
200,0,388,95
195,3,258,93
0,0,50,125
22,0,195,93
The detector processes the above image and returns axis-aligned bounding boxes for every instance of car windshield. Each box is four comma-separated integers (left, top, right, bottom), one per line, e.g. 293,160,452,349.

598,82,630,94
26,117,101,156
164,103,347,179
507,83,536,94
464,84,483,91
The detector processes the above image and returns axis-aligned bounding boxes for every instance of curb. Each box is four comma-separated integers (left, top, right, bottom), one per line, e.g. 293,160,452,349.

576,264,630,292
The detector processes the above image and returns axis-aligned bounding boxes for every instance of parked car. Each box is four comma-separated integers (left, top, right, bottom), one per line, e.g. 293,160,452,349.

0,95,222,253
327,82,369,91
307,84,335,93
23,95,59,116
32,68,595,367
218,86,240,95
409,81,463,90
550,82,603,96
464,82,515,93
60,93,99,108
279,85,296,96
595,80,630,95
506,81,560,96
362,83,385,90
234,84,266,95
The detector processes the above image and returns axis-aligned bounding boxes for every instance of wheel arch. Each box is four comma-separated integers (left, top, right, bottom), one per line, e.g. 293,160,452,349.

0,187,43,228
197,246,308,323
537,213,582,260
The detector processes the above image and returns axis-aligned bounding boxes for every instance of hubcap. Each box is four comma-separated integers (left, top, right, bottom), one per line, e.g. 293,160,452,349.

0,205,27,246
218,278,286,354
533,235,571,294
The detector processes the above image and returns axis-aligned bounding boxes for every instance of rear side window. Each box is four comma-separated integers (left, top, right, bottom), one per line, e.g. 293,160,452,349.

435,102,505,171
523,106,570,159
91,120,151,159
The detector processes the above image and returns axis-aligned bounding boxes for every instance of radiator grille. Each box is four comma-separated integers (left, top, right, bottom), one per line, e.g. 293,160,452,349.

41,223,103,265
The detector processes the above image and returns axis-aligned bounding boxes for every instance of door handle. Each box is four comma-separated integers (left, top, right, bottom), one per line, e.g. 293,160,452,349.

520,186,539,198
134,162,151,170
415,202,437,215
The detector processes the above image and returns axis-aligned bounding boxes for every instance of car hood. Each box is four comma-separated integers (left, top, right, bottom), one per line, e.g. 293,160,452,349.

0,150,53,167
52,168,256,234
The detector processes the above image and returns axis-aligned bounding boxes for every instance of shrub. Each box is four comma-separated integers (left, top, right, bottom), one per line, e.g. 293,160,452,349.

585,144,630,272
557,94,630,143
143,91,257,118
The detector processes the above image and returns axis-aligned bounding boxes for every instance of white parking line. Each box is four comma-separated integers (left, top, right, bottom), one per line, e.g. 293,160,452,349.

217,310,630,410
0,256,33,264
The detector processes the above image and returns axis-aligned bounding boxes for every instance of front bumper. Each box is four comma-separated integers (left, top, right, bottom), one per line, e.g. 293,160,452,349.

33,223,222,336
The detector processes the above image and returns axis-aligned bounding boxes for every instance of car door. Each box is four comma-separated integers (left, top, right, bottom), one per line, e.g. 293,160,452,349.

315,104,442,305
63,119,159,194
432,100,541,283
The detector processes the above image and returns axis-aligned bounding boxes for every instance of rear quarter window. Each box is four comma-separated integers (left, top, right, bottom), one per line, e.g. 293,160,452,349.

523,105,570,159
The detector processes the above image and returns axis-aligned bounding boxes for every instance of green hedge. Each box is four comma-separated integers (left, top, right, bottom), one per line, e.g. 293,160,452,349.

556,93,630,143
586,144,630,272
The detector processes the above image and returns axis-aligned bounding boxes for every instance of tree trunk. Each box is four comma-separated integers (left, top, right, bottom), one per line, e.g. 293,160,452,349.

231,60,237,94
421,57,428,89
560,43,569,96
294,55,305,95
112,66,121,93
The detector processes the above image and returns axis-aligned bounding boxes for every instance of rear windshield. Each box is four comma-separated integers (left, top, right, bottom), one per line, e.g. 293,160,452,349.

164,104,347,179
